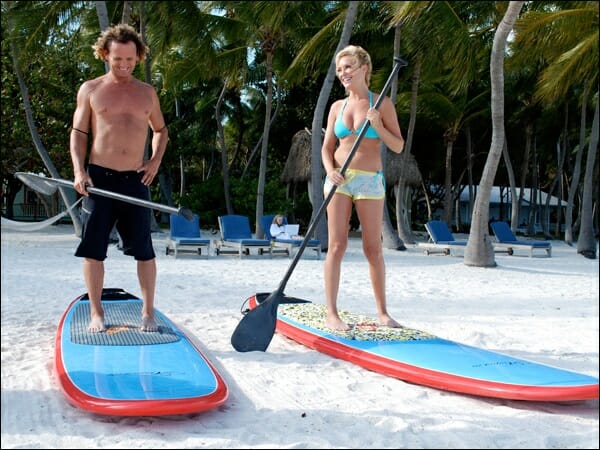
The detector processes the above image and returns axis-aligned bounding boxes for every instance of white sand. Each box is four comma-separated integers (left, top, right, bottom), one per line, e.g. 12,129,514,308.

1,225,598,449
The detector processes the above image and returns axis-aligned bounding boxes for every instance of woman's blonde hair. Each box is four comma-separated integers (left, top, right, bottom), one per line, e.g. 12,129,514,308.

335,45,372,86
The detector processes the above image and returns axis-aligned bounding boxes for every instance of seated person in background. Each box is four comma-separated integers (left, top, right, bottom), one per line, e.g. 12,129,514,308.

270,214,302,240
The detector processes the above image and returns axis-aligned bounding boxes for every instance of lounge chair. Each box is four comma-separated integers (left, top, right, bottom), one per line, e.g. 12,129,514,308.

216,214,273,257
166,213,211,258
260,214,321,260
490,221,552,257
418,220,467,256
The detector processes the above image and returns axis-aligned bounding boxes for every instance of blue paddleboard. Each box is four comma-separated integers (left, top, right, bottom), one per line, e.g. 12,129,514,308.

55,288,228,416
250,294,598,402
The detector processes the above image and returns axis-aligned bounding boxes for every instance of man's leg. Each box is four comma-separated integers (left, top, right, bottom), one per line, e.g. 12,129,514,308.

138,258,158,331
83,258,106,332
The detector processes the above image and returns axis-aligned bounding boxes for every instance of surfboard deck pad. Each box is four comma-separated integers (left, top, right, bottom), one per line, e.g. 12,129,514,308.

70,301,179,345
279,302,435,341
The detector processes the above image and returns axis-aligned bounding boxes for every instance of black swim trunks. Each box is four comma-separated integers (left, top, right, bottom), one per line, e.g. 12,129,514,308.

75,164,156,261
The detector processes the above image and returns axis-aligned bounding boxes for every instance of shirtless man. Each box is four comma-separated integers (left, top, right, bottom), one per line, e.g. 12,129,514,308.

70,24,168,333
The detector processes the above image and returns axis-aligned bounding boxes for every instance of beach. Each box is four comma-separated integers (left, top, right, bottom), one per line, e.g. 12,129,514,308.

1,225,598,449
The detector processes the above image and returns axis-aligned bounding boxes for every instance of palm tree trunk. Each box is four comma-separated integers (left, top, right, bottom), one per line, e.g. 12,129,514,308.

464,1,525,267
501,139,519,230
565,80,590,244
310,1,359,248
7,10,83,236
576,93,599,258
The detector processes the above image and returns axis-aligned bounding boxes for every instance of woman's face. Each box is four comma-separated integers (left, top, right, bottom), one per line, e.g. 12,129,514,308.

336,56,364,89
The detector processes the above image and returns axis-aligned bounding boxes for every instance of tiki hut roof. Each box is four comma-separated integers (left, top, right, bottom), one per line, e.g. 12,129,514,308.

385,149,423,187
280,129,313,183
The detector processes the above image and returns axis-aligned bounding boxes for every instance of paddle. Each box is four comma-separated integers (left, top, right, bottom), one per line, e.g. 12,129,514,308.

15,172,195,220
231,56,408,352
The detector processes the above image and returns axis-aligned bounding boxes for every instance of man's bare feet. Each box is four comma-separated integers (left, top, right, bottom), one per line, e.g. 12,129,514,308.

326,315,351,331
379,314,402,328
141,316,158,332
88,315,106,333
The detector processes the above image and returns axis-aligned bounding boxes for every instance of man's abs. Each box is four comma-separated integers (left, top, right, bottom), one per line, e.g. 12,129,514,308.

89,147,145,171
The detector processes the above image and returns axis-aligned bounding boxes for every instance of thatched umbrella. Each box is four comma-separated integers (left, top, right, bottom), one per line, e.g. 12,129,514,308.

385,149,422,187
280,128,313,183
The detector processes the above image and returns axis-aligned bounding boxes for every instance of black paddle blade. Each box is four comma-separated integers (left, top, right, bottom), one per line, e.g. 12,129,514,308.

178,206,195,221
231,292,281,352
15,172,59,195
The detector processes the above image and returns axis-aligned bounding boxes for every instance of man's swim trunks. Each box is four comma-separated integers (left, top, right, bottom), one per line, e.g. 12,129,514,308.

75,164,156,261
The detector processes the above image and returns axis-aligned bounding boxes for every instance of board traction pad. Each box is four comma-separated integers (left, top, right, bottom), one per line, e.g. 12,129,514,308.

71,302,180,346
278,303,436,341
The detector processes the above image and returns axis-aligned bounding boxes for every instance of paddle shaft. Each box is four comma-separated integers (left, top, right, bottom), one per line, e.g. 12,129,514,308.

275,57,408,294
16,172,194,220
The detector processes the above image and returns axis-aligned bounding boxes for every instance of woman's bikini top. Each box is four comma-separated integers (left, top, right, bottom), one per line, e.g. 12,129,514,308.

334,91,380,140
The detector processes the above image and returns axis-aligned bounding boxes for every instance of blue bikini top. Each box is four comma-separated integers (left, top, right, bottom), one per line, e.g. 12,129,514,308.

334,91,380,140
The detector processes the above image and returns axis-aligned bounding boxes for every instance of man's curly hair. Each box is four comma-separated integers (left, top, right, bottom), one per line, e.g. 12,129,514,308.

92,24,148,61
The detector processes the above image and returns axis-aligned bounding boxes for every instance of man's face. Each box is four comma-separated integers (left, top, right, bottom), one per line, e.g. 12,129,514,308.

106,41,139,78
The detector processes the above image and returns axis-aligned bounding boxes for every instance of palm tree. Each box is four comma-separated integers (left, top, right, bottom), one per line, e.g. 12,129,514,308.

512,1,599,253
305,1,359,246
2,1,92,236
464,1,525,267
388,1,493,232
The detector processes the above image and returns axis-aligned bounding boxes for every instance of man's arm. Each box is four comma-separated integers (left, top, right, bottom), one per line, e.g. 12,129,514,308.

139,87,168,186
70,82,93,195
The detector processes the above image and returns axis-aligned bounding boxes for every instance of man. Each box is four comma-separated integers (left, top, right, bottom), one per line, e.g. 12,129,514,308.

70,24,168,333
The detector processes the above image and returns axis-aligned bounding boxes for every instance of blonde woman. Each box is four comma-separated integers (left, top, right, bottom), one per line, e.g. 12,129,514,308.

321,45,405,331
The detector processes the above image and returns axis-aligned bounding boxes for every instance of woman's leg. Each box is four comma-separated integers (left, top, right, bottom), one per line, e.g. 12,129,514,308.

355,198,401,327
324,193,353,330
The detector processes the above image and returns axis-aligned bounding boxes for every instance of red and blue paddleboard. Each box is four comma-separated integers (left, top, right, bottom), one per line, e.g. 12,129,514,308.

55,288,228,416
250,294,598,402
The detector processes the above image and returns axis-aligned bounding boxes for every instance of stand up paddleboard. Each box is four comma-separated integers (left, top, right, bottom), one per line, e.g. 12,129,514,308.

248,294,598,402
55,288,228,416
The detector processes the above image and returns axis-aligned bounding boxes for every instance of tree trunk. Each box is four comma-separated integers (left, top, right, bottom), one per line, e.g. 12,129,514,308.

382,23,406,250
501,139,519,230
7,9,83,236
565,80,590,244
216,81,233,215
310,1,358,249
255,50,275,237
576,93,599,258
464,1,525,267
517,122,532,232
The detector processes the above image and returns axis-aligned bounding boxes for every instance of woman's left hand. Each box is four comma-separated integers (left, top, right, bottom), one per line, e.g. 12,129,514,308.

366,108,382,129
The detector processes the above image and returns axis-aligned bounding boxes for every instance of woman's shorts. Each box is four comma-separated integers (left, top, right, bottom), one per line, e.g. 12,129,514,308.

323,169,385,200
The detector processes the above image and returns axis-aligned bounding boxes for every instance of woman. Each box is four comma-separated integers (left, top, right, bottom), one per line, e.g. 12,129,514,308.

270,214,301,240
321,45,405,331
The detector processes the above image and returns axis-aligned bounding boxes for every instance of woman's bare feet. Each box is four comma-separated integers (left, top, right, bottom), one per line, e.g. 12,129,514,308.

379,314,402,328
326,314,351,331
141,316,158,332
88,315,106,333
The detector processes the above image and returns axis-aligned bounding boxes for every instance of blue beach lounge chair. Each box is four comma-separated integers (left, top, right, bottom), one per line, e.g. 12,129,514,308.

490,221,552,257
418,220,467,256
216,215,273,257
260,214,321,260
166,213,211,258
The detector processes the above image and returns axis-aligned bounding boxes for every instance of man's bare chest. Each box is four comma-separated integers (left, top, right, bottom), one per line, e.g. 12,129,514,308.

91,87,152,118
